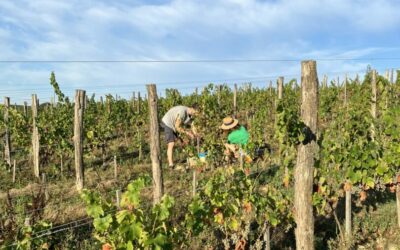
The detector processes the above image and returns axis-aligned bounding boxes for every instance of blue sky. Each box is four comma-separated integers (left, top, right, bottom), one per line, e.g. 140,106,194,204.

1,0,400,102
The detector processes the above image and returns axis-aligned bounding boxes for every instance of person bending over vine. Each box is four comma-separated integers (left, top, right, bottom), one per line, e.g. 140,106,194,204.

161,104,199,169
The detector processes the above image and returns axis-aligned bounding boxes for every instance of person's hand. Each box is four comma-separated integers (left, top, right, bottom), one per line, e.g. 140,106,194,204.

182,139,189,146
187,132,195,139
224,149,231,156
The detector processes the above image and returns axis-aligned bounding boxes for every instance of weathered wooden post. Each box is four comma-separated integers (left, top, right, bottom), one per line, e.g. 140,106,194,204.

32,94,40,178
397,174,400,228
355,74,360,84
294,60,318,250
217,85,222,106
371,70,377,139
132,92,136,110
23,101,28,117
323,75,328,88
263,223,271,250
12,159,16,183
24,217,31,227
3,97,11,167
344,73,351,244
147,84,163,204
74,90,86,191
269,80,273,96
116,190,121,209
345,181,352,243
192,170,197,197
390,69,394,84
113,155,118,180
42,173,49,201
277,77,284,100
60,154,64,177
138,127,143,162
106,95,111,113
277,77,288,183
137,92,141,114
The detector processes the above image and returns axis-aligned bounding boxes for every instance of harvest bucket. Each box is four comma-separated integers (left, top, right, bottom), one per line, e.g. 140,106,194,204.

198,152,207,163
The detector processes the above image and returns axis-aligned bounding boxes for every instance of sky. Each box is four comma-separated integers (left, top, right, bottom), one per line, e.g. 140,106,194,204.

1,0,400,103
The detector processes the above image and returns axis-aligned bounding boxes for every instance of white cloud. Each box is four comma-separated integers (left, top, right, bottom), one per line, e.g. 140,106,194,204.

0,0,400,102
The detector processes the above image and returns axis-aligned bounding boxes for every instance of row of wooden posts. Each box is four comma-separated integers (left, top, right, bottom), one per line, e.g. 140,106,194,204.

3,67,395,176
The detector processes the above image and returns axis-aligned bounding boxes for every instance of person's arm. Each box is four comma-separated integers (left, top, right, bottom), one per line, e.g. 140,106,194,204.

175,115,194,138
191,121,199,137
224,143,239,158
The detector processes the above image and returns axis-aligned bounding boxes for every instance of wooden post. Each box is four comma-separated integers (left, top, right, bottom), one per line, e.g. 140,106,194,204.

32,94,40,178
263,223,271,250
372,70,377,116
233,84,237,116
147,84,163,204
294,60,318,250
390,69,394,84
74,90,86,191
239,147,244,169
277,77,284,100
396,174,400,228
137,92,141,114
217,85,221,106
113,155,118,180
269,80,273,96
132,92,135,110
85,95,89,109
116,190,121,209
138,127,142,162
195,87,199,103
42,173,49,201
192,170,197,197
345,183,352,243
344,72,351,243
3,97,11,167
24,217,31,227
106,96,111,113
323,75,328,88
60,154,63,177
277,77,288,182
12,159,16,183
23,101,28,117
371,70,377,140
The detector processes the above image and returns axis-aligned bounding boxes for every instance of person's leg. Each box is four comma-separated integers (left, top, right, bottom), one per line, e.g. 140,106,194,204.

225,143,237,156
163,123,177,167
167,141,175,166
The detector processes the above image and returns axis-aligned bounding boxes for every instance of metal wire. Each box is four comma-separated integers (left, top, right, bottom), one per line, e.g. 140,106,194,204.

0,57,400,63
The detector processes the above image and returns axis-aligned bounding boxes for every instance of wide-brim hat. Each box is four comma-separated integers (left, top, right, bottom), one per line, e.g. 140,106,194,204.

220,116,238,130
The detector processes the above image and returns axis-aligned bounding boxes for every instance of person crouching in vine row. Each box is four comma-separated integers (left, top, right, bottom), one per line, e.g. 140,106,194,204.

220,116,252,163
